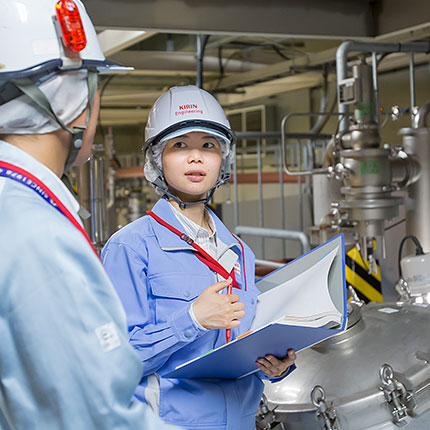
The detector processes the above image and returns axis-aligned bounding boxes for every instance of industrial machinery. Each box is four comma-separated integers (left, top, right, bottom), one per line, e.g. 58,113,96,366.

257,299,430,430
280,41,430,295
259,40,430,429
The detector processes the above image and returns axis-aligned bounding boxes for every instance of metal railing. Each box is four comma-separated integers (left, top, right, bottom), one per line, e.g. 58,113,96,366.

232,130,328,259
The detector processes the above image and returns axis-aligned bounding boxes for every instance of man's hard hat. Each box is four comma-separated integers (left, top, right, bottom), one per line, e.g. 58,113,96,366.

0,0,129,90
0,0,131,168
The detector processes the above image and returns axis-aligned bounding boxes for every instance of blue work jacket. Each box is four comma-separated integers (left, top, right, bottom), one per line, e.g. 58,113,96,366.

102,198,294,430
0,142,178,430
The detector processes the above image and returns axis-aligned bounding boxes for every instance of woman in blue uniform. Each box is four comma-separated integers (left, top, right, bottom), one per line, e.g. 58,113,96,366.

102,85,296,430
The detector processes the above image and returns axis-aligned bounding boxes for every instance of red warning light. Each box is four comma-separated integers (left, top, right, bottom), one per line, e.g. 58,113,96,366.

56,0,87,53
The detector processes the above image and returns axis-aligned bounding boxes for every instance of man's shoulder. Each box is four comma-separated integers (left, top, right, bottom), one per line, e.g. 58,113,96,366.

0,185,98,266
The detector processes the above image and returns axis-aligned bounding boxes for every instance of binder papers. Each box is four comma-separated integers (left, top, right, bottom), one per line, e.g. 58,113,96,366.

163,234,347,380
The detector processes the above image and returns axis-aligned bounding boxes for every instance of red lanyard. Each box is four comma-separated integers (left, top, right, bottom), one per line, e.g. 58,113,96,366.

0,161,99,259
147,210,244,343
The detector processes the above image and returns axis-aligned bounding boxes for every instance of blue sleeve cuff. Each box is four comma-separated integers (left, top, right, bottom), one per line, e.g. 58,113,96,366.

255,363,297,382
189,302,208,331
268,363,297,382
169,303,206,342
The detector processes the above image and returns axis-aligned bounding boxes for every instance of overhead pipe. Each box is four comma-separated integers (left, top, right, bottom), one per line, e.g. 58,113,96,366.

234,225,311,254
336,40,430,132
196,34,209,88
310,66,329,134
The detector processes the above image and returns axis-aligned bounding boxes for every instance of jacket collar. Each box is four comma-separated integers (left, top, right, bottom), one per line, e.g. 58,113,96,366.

149,197,240,252
0,141,81,223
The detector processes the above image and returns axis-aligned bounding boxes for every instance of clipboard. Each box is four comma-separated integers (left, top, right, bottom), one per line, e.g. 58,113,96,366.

162,234,347,380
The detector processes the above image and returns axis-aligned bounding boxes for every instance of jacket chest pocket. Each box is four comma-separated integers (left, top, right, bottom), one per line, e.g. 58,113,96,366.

148,273,211,323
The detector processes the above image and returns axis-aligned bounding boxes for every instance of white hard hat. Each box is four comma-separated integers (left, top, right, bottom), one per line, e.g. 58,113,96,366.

143,86,236,208
0,0,129,84
144,85,234,150
0,0,131,168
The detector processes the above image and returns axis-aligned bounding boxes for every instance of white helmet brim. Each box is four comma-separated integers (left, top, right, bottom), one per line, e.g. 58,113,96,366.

159,126,231,146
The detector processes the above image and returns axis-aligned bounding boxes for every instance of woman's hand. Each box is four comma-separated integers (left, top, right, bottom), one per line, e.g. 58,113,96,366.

256,349,296,378
193,278,245,330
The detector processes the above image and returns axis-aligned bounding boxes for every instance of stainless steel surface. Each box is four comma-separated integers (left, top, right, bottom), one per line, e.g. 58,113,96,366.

78,145,108,253
262,301,430,429
313,175,343,226
413,104,430,129
372,53,379,125
353,63,376,124
339,124,381,150
233,226,311,253
336,40,430,133
338,148,402,241
400,127,430,253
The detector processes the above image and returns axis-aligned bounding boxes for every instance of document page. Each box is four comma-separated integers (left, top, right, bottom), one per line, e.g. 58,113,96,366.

250,246,340,330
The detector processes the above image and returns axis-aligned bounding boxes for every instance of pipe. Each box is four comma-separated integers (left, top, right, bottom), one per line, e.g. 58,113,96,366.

372,52,379,124
409,52,416,122
255,259,285,269
105,126,115,210
279,146,286,258
336,40,430,132
196,35,209,88
310,68,329,134
413,103,430,128
281,112,345,176
239,131,330,141
298,142,304,231
234,225,311,253
257,139,265,258
232,144,239,228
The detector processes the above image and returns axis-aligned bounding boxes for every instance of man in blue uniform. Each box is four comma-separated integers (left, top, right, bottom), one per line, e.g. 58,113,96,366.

0,1,178,429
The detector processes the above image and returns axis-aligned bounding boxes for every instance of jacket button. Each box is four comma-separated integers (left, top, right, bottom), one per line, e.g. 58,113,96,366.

251,298,255,305
184,329,193,339
184,290,190,298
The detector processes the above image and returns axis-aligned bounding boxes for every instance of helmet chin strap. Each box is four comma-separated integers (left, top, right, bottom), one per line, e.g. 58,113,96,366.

12,71,98,170
151,176,218,209
149,152,234,209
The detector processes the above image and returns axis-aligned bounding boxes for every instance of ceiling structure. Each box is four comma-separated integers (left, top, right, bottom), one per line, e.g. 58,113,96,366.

86,0,430,127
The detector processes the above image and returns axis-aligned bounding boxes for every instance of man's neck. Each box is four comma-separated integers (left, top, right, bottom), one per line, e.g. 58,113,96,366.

2,132,70,177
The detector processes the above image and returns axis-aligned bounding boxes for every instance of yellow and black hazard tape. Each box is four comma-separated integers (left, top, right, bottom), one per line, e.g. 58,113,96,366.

345,247,382,303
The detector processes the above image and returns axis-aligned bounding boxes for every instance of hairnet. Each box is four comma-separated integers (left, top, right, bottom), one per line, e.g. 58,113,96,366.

0,70,89,135
144,131,231,196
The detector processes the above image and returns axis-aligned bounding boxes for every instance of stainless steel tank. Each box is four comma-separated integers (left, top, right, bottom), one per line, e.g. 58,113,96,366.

258,301,430,429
